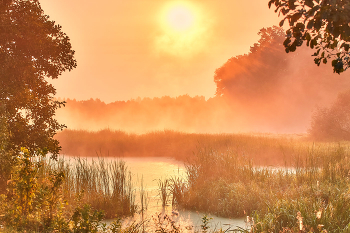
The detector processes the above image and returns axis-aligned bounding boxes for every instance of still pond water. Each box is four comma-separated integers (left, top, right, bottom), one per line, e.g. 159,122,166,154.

63,156,247,231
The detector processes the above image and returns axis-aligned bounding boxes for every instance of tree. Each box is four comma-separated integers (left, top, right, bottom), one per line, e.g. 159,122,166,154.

309,90,350,141
214,26,350,132
0,103,14,192
268,0,350,73
214,26,287,99
0,0,77,158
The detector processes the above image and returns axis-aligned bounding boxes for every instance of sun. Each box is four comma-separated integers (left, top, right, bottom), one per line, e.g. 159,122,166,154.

167,5,194,32
160,2,198,33
156,1,212,58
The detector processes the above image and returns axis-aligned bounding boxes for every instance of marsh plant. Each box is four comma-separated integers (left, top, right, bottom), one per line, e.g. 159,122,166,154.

0,149,139,232
60,157,137,218
172,143,350,232
0,148,66,231
157,179,170,208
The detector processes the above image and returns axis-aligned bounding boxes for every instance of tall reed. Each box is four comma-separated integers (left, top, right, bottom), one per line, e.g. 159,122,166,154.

157,179,170,208
41,157,137,219
176,142,350,224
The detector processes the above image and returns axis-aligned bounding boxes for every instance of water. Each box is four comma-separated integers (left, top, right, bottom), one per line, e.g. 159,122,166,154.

61,155,246,231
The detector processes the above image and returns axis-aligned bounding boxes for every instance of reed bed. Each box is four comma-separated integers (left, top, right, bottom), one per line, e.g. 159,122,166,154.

157,142,350,232
54,130,350,231
54,129,305,164
40,157,137,219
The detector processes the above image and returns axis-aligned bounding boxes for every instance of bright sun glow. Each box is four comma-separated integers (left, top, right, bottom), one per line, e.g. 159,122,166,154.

156,2,211,58
167,6,194,31
159,2,199,33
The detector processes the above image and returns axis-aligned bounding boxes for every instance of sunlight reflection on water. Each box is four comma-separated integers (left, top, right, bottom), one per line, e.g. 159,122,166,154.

60,155,246,231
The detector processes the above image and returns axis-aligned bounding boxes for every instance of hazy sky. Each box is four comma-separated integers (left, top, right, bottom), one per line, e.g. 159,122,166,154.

40,0,280,103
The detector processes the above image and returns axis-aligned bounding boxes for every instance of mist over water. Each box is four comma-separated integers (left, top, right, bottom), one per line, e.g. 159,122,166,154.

55,68,349,135
51,27,350,231
55,27,350,135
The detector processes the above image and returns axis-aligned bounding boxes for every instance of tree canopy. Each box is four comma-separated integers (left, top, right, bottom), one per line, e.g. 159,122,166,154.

214,26,350,132
0,0,77,157
214,26,287,99
269,0,350,73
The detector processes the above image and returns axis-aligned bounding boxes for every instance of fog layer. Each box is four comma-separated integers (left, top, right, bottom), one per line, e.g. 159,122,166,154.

55,27,350,134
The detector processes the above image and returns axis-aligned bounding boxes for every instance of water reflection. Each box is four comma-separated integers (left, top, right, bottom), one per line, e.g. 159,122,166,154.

61,155,246,231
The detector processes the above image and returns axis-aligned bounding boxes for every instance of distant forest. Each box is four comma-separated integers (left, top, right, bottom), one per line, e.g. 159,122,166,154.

56,27,350,134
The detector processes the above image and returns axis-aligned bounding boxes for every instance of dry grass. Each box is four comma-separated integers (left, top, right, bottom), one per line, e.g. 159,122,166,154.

159,141,350,232
54,129,350,232
55,129,350,166
41,157,137,219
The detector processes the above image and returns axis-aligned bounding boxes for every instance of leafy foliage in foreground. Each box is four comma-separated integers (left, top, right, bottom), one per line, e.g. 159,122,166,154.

0,148,137,232
0,0,77,157
269,0,350,74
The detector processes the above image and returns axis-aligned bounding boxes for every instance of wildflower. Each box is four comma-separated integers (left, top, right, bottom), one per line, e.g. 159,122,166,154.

296,212,303,231
316,210,322,219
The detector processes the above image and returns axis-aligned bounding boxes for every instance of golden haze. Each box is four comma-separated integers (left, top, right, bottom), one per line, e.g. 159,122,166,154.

39,0,280,102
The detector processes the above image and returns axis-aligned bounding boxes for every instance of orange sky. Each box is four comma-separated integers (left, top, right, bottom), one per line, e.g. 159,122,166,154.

40,0,280,103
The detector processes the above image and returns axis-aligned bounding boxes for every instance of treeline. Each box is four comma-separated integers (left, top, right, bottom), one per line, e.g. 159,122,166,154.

56,94,311,134
214,26,350,135
56,27,350,135
56,95,243,133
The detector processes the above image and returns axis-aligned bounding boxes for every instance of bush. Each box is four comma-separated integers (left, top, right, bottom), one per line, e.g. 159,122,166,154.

0,148,67,231
0,148,139,233
309,89,350,141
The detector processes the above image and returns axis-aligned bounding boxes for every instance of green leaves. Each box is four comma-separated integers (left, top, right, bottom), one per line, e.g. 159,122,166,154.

305,0,314,8
332,59,344,74
290,12,303,25
0,0,76,157
269,0,350,73
279,19,285,27
307,20,314,29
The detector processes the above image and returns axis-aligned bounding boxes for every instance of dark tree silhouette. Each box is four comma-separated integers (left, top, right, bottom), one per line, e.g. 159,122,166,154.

213,26,350,132
269,0,350,74
214,26,287,99
0,0,77,157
